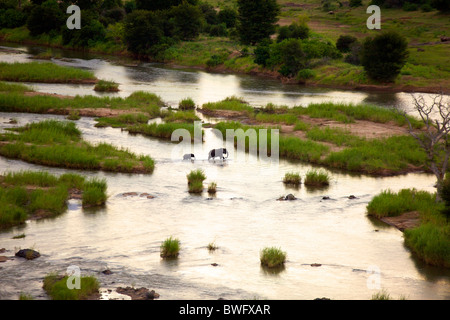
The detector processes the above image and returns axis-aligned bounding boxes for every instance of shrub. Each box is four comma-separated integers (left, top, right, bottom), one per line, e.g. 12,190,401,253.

349,0,363,7
170,3,202,40
297,68,316,81
218,7,237,28
260,247,286,268
160,236,180,258
283,172,301,185
304,169,330,187
187,169,206,193
336,35,358,53
360,31,409,82
26,0,64,36
277,23,309,42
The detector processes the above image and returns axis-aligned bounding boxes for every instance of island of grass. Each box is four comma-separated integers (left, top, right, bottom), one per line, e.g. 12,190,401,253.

94,80,119,92
0,82,164,118
0,120,155,173
43,273,100,300
0,170,108,229
367,188,449,268
0,62,97,84
203,96,428,176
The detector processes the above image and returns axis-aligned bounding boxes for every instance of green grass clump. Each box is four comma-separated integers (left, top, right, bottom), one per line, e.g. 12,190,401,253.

0,62,96,83
254,113,299,125
43,273,99,300
0,81,32,93
82,178,107,208
260,247,286,268
207,182,217,194
178,97,196,110
162,110,200,123
304,169,330,187
94,80,119,92
283,172,301,185
366,188,437,219
0,171,108,229
0,120,154,173
160,236,180,258
94,113,150,128
187,169,206,194
201,96,254,114
404,223,450,268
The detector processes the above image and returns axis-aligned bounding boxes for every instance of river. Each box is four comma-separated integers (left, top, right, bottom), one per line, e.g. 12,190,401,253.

0,43,448,300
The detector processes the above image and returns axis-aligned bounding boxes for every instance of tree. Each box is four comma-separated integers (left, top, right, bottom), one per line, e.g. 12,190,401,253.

170,2,202,40
135,0,197,11
277,22,309,42
124,10,165,55
217,7,237,28
398,94,450,202
360,31,408,82
336,35,357,53
26,0,64,36
237,0,280,45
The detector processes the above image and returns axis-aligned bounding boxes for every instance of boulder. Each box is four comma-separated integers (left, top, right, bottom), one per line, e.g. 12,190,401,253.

15,249,40,260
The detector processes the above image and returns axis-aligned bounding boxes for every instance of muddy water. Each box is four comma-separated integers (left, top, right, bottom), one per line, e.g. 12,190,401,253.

0,44,449,300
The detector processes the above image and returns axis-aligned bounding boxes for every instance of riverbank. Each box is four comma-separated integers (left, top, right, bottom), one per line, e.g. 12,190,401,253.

1,25,448,95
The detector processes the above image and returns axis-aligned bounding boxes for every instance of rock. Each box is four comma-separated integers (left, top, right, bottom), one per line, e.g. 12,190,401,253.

102,269,113,275
441,36,450,42
116,287,160,300
0,256,8,263
311,263,322,267
146,195,155,199
211,263,219,267
0,248,5,253
348,195,357,199
15,249,40,260
285,194,297,201
314,297,330,300
322,196,330,200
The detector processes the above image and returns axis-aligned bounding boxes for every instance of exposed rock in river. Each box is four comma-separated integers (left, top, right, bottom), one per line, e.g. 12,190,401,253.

116,287,160,300
15,249,40,260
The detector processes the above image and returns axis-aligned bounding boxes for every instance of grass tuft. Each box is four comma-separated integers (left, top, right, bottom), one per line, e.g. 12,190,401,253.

160,236,180,258
260,247,286,268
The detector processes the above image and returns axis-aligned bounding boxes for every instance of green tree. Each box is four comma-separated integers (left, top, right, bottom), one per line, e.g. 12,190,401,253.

336,35,357,53
361,31,408,82
170,2,202,40
135,0,197,11
237,0,280,45
26,0,64,36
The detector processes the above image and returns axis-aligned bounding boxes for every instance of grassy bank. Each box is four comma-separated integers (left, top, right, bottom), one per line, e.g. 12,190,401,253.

0,62,97,84
367,189,449,268
0,170,108,229
0,85,164,117
128,122,203,142
0,120,155,173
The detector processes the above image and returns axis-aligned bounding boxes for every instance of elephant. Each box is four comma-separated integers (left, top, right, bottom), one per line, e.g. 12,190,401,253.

183,153,195,161
208,148,229,161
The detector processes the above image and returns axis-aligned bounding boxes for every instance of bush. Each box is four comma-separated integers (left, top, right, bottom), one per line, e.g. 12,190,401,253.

82,178,107,207
207,182,217,194
160,236,180,258
94,80,119,92
277,23,309,42
336,35,358,53
170,2,202,40
209,23,228,37
344,41,362,65
260,247,286,268
0,8,27,28
297,68,316,81
43,273,99,300
218,7,237,28
187,169,206,192
360,31,409,82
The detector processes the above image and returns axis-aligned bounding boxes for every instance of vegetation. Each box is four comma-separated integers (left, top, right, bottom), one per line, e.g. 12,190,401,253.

207,182,217,194
260,247,286,268
304,169,330,187
282,172,301,185
128,122,202,142
0,89,164,118
360,31,409,82
0,62,96,83
0,120,155,173
178,97,196,110
94,80,119,92
187,169,207,194
160,236,180,258
0,170,108,229
367,188,449,268
43,273,99,300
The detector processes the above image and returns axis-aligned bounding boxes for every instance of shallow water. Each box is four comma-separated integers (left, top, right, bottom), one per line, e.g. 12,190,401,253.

0,45,449,300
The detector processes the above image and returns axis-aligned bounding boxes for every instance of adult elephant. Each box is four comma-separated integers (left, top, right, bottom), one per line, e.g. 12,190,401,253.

208,148,229,161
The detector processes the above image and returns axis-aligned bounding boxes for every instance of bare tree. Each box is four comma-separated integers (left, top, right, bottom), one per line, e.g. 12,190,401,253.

397,93,450,201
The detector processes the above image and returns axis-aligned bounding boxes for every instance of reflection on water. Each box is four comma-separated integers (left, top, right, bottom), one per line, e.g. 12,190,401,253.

0,44,449,301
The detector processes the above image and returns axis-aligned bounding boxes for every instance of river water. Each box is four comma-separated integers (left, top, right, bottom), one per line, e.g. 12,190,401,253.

0,43,448,300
